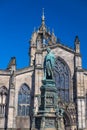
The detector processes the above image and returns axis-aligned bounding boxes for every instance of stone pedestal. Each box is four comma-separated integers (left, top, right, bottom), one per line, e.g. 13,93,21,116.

32,79,58,130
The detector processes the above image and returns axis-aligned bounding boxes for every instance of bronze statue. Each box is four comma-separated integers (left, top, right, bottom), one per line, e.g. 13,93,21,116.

44,47,55,80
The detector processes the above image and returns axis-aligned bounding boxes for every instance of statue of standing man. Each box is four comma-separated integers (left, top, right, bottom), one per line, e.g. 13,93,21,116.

44,47,55,80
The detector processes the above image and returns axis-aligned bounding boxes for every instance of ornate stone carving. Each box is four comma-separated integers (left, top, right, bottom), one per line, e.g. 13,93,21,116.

67,103,76,124
46,97,53,105
45,118,55,128
56,107,65,130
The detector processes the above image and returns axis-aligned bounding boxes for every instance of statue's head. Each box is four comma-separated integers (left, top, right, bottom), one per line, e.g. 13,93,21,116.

47,47,51,53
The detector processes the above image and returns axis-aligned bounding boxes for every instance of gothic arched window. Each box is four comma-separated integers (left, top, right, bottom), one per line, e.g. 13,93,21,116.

18,84,30,116
54,57,70,102
0,86,8,116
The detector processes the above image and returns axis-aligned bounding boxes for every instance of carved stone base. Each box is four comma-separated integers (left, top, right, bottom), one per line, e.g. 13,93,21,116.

33,114,57,130
32,79,58,130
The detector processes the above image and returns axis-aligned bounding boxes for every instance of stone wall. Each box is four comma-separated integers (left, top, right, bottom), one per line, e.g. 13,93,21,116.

0,42,87,129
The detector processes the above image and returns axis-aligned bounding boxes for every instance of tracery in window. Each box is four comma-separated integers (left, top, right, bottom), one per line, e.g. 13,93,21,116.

0,86,8,116
18,84,30,116
54,57,70,102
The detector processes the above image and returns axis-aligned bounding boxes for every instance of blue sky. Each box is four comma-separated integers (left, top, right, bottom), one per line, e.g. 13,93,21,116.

0,0,87,69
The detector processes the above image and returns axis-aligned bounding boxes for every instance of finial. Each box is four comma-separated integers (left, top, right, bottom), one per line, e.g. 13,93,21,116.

75,35,80,44
42,8,45,25
74,35,80,53
42,8,45,20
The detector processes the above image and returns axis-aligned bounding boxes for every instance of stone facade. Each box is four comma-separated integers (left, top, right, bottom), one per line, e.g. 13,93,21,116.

0,11,87,130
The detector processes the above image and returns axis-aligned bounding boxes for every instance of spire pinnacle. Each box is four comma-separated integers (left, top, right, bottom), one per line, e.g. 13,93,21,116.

74,35,80,44
42,8,45,25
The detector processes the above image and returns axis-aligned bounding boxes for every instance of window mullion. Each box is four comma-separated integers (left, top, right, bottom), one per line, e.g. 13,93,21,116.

18,85,30,116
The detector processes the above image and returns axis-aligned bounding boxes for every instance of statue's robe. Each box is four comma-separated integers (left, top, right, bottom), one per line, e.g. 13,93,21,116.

44,52,55,79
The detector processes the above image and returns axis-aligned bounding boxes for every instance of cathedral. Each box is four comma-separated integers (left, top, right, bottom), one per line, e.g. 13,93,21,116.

0,10,87,130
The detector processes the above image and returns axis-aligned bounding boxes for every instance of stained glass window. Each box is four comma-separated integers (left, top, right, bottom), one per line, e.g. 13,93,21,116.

54,58,70,102
18,84,30,116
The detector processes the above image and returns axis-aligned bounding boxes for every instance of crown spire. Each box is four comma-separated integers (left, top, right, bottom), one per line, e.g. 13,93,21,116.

42,8,45,25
